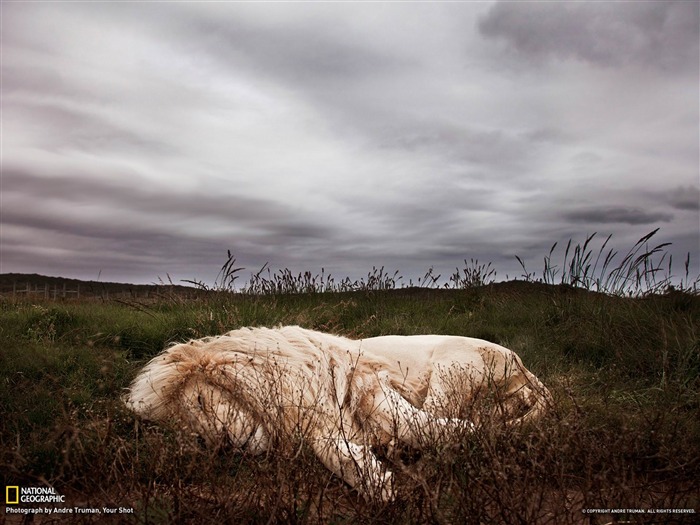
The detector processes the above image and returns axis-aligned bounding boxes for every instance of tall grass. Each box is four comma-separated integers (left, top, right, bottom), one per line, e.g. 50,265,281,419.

194,253,498,295
517,228,699,296
189,229,697,297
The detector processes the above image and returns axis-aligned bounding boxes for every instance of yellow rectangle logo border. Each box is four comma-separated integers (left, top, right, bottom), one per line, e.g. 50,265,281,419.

6,486,19,504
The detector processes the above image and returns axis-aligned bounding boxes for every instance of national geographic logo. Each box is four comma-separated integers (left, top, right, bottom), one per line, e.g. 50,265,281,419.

4,485,135,517
5,486,65,504
6,486,19,504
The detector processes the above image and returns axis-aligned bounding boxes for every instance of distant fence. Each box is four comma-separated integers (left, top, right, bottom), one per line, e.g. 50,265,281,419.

6,282,82,300
0,281,201,301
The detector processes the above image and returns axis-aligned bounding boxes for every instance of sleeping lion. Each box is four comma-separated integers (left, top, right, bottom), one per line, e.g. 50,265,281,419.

124,325,551,501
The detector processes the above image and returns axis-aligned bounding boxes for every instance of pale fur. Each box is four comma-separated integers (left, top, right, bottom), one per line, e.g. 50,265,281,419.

124,325,551,500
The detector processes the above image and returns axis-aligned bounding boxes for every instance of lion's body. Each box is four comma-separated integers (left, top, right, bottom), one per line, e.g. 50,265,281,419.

125,326,550,500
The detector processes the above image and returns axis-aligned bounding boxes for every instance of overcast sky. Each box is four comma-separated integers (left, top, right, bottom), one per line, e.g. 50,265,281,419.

2,1,699,287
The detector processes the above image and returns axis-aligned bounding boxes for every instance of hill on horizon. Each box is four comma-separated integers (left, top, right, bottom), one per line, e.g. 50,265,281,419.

0,272,200,299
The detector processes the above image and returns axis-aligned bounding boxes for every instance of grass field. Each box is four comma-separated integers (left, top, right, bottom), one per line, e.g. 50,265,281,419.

1,231,698,524
1,276,698,524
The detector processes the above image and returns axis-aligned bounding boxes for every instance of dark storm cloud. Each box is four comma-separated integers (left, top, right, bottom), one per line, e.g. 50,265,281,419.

668,186,700,211
2,166,340,284
3,193,334,286
563,207,674,226
1,221,233,285
3,169,332,240
479,1,699,72
6,96,175,156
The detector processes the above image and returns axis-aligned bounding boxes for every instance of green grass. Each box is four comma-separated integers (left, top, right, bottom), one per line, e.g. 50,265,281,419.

2,277,699,523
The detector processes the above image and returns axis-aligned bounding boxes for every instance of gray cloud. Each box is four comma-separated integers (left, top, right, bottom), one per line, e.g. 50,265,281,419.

479,1,699,72
378,122,535,173
668,186,700,211
188,14,406,84
2,2,698,285
5,96,175,157
563,207,674,226
3,168,335,243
